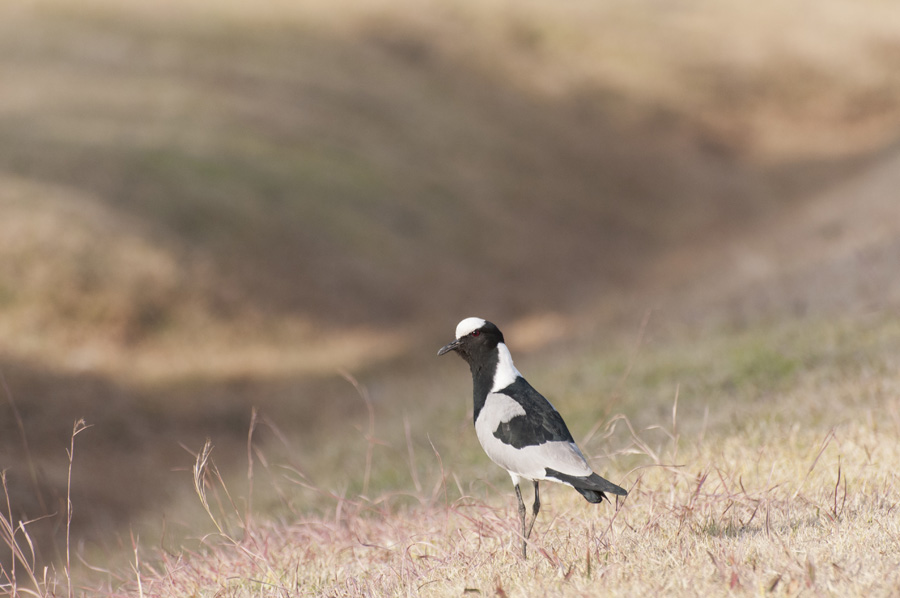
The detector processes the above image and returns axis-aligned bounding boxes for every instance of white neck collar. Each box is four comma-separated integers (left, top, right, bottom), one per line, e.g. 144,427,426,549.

491,342,522,392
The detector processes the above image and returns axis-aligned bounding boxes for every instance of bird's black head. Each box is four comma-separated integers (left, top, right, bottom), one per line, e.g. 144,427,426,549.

437,317,504,366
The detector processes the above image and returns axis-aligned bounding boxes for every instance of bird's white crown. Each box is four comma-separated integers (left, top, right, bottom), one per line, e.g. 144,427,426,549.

455,317,487,339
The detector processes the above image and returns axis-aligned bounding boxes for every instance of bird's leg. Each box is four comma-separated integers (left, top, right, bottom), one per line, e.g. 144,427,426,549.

525,480,540,539
515,483,527,558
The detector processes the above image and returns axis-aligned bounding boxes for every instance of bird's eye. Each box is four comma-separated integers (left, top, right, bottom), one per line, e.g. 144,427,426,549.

472,330,481,337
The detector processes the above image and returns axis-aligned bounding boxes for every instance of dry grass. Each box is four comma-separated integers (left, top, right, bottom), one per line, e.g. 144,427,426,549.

6,312,899,597
108,377,900,596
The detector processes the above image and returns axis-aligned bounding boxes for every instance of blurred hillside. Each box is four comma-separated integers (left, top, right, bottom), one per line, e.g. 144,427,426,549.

2,0,900,570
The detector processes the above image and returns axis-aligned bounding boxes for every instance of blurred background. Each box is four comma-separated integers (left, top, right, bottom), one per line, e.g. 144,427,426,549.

2,0,900,573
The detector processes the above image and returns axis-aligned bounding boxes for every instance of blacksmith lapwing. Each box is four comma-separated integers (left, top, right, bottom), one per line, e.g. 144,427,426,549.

438,317,626,557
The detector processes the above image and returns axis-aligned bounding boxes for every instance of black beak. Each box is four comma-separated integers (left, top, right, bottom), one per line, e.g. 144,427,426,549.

437,339,460,356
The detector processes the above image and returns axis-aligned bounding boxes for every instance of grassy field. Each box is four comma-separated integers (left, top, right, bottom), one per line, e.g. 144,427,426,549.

147,313,899,597
7,311,899,596
3,0,900,595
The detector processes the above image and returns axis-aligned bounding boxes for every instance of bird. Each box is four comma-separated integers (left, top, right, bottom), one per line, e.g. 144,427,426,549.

438,317,627,558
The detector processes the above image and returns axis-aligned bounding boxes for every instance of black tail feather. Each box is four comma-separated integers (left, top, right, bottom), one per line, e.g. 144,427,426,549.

574,487,608,504
545,468,627,503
